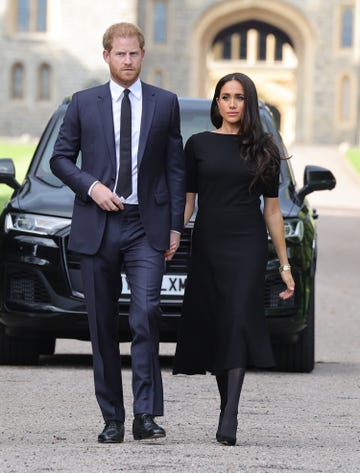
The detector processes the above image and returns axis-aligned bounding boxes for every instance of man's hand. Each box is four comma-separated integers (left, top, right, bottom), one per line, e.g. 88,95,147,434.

164,231,181,261
90,182,124,211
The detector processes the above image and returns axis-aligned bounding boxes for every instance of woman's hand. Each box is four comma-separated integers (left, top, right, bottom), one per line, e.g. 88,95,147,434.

279,270,295,300
164,231,181,261
263,198,295,301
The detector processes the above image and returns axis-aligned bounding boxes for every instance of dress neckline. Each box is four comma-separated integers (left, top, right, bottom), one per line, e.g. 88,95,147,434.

206,131,242,137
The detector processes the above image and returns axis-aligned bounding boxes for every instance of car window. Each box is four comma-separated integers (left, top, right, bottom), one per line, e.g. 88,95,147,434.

179,103,213,143
260,107,286,158
259,106,290,184
34,112,81,187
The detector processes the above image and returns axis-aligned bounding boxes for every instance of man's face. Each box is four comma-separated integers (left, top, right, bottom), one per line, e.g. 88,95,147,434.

103,36,145,87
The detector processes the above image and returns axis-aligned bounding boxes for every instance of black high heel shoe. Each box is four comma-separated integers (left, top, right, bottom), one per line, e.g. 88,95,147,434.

216,410,237,446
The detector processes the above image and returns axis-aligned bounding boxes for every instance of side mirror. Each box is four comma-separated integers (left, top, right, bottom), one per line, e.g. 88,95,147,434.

297,165,336,203
0,158,21,190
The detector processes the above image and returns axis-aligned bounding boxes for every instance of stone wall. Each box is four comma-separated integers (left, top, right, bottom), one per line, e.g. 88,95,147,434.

0,0,136,137
0,0,358,144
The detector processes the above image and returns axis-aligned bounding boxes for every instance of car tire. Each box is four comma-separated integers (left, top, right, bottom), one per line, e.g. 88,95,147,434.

0,324,40,365
273,284,315,373
38,338,56,356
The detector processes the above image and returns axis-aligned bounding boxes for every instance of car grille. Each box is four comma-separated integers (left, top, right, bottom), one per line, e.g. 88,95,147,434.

166,226,192,274
6,269,51,304
66,248,82,295
64,227,193,295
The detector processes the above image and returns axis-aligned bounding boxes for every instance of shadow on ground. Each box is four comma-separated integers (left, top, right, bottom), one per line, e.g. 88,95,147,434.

38,353,175,369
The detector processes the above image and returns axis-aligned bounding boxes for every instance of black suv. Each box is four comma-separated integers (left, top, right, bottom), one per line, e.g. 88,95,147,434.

0,98,335,372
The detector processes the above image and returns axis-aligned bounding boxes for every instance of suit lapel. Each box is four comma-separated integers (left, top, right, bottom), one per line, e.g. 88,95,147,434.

97,83,116,173
138,82,156,167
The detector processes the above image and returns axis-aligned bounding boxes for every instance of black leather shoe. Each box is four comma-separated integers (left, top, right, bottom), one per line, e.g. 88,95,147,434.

98,420,124,443
216,432,236,446
132,413,166,440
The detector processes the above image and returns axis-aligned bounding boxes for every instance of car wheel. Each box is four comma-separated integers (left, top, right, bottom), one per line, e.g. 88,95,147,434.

273,284,315,373
0,324,40,365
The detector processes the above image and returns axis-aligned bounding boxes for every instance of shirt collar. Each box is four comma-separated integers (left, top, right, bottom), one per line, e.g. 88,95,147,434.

109,78,142,102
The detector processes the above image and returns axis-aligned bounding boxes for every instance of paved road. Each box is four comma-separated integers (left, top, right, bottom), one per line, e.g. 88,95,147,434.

1,146,360,473
289,143,360,214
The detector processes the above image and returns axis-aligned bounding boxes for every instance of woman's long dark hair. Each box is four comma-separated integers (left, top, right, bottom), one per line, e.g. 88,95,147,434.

210,72,280,189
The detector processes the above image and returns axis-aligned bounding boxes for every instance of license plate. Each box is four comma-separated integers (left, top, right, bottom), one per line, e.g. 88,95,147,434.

121,274,187,296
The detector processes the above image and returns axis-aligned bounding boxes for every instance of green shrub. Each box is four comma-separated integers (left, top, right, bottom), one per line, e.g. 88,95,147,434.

346,148,360,174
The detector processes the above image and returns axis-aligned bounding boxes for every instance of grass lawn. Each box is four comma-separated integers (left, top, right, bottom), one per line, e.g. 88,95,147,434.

346,147,360,174
0,140,36,208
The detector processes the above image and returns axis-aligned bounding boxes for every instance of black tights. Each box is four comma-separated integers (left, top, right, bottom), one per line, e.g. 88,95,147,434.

216,368,245,438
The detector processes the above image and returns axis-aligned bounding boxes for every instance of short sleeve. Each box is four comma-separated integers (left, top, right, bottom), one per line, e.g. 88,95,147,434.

263,158,280,198
185,136,198,193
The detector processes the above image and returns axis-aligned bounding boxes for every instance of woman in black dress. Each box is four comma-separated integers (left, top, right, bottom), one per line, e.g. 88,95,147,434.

173,73,295,446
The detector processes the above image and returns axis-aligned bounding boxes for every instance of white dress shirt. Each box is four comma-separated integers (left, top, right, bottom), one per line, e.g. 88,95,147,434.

88,79,142,204
110,78,142,204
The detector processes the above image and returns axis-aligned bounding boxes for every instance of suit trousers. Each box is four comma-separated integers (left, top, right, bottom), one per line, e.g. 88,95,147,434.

80,205,165,422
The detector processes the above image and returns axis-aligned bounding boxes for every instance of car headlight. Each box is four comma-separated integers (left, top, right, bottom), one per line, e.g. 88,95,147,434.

5,213,71,235
283,219,304,242
267,219,304,242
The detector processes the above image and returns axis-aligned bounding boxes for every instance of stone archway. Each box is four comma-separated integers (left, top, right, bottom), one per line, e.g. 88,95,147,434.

190,0,316,143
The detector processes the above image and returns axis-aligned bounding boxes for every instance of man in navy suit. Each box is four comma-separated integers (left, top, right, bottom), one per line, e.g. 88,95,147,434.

50,22,185,443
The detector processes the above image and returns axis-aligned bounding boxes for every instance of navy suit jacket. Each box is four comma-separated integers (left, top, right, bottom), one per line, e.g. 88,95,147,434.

50,81,185,255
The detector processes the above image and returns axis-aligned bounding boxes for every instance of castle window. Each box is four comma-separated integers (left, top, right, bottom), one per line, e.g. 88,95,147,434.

17,0,30,31
340,76,351,121
340,6,353,48
38,63,51,100
336,73,357,128
11,63,25,99
153,0,167,43
36,0,47,32
153,70,163,87
16,0,47,33
212,21,294,63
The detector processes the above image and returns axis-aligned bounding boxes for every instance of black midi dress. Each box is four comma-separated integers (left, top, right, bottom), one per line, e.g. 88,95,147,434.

173,131,280,375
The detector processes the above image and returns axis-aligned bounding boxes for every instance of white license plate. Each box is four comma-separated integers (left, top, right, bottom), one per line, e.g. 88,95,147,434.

121,274,187,296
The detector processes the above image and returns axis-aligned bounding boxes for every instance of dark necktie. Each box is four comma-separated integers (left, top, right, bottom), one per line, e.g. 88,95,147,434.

116,88,132,198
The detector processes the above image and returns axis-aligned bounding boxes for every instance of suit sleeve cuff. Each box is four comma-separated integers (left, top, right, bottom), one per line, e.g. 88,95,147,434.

88,180,99,197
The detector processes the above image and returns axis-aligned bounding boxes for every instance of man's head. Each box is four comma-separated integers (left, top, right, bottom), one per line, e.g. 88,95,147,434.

103,23,145,87
103,23,145,51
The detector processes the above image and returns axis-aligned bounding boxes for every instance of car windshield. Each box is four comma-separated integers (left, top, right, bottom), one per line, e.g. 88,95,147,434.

180,100,213,143
33,99,285,187
33,112,76,187
33,101,213,187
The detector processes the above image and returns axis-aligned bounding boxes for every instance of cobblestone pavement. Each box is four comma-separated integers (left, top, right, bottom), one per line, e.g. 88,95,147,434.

1,145,360,473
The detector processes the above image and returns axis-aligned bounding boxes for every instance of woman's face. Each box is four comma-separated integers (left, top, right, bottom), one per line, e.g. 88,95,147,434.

216,80,245,127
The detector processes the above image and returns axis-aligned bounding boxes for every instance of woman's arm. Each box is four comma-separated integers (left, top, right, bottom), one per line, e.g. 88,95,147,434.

263,197,295,300
184,192,196,227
